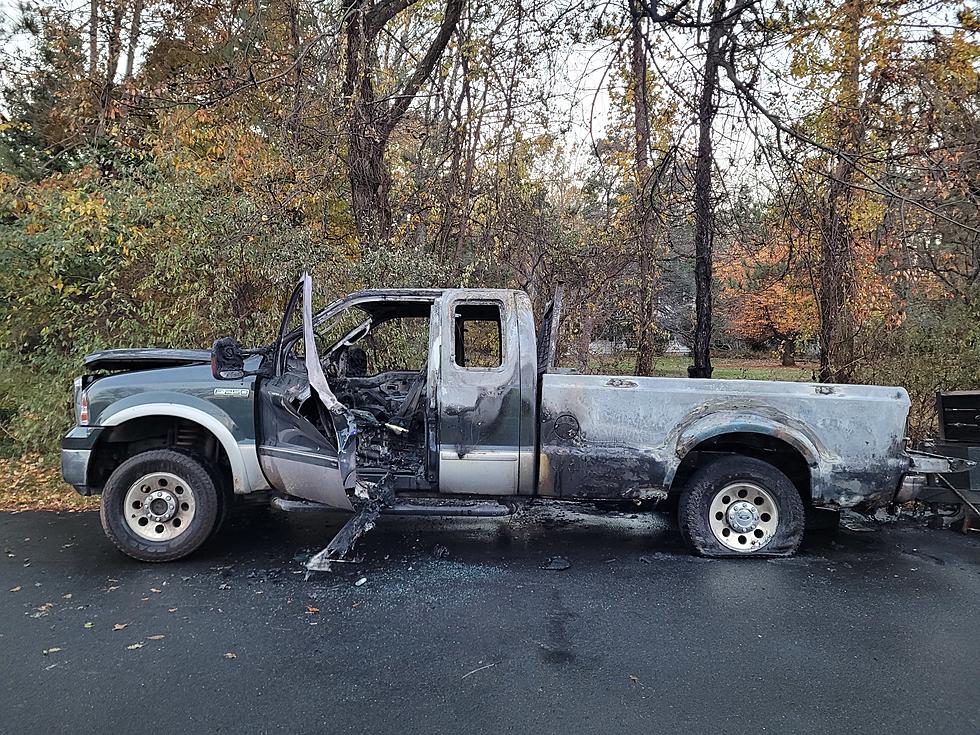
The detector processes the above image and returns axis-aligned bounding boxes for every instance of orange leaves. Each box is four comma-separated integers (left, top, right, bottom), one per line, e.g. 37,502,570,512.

720,239,818,344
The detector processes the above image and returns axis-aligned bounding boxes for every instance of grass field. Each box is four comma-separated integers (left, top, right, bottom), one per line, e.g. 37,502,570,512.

587,354,818,382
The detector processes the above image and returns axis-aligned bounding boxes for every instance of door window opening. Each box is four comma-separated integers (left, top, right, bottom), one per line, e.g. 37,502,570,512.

454,303,502,369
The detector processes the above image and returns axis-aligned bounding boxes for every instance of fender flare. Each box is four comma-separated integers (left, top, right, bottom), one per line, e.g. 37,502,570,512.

666,410,824,489
99,403,267,494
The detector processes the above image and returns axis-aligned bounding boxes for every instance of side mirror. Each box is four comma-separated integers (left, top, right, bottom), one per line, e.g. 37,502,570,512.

211,336,246,380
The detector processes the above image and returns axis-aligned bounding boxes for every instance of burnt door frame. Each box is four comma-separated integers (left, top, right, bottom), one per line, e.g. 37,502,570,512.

436,291,525,495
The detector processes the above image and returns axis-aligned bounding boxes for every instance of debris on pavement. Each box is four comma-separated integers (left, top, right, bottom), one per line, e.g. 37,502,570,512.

840,509,880,532
306,502,381,572
461,662,497,679
305,473,399,572
542,557,571,571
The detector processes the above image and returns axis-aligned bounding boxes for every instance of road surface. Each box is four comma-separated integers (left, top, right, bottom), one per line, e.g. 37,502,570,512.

1,502,978,734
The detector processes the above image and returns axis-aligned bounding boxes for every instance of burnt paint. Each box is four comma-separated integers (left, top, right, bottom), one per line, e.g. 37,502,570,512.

538,373,915,509
436,291,533,494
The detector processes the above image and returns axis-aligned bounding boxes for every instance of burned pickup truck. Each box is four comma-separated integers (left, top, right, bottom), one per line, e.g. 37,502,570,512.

62,273,955,563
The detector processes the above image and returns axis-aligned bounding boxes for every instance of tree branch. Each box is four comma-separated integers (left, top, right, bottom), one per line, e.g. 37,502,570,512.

381,0,464,131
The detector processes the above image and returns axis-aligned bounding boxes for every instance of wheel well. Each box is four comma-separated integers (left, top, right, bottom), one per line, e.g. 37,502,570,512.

670,432,812,503
88,416,232,496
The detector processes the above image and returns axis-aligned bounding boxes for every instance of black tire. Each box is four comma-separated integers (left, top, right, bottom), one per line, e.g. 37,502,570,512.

207,469,233,541
100,449,220,562
678,455,805,557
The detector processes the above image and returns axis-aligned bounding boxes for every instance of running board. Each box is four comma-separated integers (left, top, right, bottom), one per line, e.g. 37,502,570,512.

271,496,516,517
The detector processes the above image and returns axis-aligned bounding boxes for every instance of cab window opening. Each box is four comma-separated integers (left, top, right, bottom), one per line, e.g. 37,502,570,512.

454,303,502,369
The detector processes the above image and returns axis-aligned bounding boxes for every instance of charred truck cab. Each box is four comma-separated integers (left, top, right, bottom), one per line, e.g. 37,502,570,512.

62,273,962,563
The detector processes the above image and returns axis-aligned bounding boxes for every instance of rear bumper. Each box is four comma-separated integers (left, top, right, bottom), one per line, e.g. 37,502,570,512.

893,449,976,504
895,474,926,504
60,426,104,495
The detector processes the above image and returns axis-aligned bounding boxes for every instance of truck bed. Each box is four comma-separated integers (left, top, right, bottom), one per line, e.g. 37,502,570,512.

537,373,912,508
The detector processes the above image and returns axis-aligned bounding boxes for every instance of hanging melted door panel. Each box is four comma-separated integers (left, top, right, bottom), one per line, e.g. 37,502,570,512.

257,274,356,511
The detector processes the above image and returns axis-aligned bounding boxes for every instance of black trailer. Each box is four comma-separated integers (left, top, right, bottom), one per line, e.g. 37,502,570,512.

916,391,980,532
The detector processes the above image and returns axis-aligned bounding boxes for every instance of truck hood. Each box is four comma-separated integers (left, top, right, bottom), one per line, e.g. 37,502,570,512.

84,348,212,372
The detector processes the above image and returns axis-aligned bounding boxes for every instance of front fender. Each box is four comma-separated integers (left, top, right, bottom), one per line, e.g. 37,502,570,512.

97,394,267,494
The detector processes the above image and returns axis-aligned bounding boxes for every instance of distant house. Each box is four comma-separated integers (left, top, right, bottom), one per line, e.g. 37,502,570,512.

589,339,629,356
664,337,690,355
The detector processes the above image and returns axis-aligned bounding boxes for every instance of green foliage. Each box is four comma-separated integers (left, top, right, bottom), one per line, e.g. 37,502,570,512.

855,296,980,439
0,130,359,451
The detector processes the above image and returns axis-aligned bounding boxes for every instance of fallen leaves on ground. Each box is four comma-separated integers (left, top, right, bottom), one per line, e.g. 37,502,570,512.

42,647,62,655
84,622,94,629
306,606,319,614
126,643,143,650
0,454,99,511
223,652,237,659
147,635,165,640
112,623,128,631
9,586,21,592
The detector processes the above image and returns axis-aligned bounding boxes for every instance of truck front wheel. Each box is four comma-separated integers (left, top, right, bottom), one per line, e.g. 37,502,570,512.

678,456,804,557
100,450,220,562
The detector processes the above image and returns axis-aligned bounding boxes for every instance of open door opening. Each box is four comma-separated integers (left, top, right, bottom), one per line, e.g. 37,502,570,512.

256,273,437,568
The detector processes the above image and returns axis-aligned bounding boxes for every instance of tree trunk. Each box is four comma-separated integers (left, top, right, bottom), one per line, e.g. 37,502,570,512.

348,119,394,247
123,0,143,82
286,0,305,146
573,307,595,374
688,0,727,379
817,0,864,384
631,7,658,377
780,337,796,367
343,0,463,250
95,2,123,140
88,0,99,79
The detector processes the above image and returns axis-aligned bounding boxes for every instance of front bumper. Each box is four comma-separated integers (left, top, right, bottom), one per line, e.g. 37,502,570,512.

60,426,104,495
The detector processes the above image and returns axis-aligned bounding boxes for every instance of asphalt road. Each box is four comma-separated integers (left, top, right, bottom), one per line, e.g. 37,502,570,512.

1,502,978,735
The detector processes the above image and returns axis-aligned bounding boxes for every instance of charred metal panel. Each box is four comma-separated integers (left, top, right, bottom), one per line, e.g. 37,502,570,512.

436,290,527,495
257,372,353,510
538,374,912,508
514,290,538,494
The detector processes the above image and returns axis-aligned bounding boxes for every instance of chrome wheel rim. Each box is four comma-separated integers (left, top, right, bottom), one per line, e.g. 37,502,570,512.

708,482,779,552
124,472,196,541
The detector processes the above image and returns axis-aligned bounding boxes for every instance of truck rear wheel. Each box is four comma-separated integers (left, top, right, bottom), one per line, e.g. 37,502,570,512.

100,450,220,562
678,455,804,557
